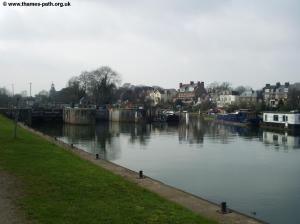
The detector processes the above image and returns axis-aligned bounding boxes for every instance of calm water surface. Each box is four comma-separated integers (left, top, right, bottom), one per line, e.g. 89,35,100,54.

33,119,300,224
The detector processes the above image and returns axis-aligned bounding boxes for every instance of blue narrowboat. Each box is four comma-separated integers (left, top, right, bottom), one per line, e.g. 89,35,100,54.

216,110,261,126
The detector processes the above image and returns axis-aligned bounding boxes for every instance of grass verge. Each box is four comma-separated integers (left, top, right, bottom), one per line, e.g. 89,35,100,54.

0,115,217,224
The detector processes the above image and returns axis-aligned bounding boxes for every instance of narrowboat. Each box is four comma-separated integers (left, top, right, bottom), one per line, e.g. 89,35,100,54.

215,110,261,127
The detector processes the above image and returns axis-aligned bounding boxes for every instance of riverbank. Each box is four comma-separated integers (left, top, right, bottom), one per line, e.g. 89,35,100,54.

0,115,264,224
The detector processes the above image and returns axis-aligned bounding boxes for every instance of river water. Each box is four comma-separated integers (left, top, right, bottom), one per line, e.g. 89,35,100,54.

32,119,300,224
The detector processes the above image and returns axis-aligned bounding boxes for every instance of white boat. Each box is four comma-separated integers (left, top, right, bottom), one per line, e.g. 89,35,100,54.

262,111,300,130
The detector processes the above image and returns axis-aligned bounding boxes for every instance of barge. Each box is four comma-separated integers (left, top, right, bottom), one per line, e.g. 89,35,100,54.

214,110,261,127
261,111,300,130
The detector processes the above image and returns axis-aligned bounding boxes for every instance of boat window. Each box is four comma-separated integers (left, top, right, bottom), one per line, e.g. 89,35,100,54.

273,115,279,121
283,115,288,122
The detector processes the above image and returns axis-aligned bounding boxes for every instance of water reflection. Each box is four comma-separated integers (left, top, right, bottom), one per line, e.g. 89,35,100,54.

32,119,300,152
263,130,300,150
178,122,205,145
63,124,95,142
117,122,151,145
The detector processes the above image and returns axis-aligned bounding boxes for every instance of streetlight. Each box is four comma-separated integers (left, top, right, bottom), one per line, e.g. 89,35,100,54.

29,82,32,97
13,96,20,139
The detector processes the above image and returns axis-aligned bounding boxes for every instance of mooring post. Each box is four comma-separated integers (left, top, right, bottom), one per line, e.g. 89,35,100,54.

96,154,99,159
139,170,144,179
221,202,227,214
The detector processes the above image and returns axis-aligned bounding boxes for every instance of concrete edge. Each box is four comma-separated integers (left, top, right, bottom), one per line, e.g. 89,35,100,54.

18,122,268,224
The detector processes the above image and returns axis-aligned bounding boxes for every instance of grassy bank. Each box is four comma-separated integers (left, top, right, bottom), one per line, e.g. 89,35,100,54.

0,115,216,224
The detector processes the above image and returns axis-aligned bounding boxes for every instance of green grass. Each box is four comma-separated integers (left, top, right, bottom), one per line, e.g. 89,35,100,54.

0,115,217,224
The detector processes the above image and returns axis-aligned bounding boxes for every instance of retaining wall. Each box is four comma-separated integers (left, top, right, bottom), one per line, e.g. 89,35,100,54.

63,108,96,125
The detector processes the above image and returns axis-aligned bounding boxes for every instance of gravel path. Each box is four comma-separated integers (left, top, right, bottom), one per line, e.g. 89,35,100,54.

0,171,28,224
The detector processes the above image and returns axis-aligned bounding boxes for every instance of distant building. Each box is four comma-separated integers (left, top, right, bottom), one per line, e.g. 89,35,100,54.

263,82,289,107
239,90,259,105
217,90,239,107
176,81,207,104
49,83,56,99
207,89,220,105
145,89,161,106
160,89,177,103
291,82,300,90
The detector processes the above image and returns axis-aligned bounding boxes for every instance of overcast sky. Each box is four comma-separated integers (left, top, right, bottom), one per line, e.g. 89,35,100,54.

0,0,299,95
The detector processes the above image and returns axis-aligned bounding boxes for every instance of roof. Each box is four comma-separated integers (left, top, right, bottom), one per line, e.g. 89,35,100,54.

240,90,257,97
263,111,300,114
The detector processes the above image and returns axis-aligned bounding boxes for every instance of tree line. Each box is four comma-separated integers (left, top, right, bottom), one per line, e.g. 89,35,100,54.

1,66,300,111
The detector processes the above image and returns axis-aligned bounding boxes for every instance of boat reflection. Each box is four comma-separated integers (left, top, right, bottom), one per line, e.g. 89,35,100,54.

263,130,300,149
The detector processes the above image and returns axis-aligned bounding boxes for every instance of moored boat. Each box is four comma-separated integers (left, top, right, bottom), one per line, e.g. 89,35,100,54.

261,111,300,130
215,110,260,127
153,110,179,123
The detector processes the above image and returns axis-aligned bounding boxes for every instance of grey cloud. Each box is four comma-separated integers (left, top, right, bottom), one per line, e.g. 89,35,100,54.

0,0,299,94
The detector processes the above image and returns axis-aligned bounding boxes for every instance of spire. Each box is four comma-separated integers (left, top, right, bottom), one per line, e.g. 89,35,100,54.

49,82,56,98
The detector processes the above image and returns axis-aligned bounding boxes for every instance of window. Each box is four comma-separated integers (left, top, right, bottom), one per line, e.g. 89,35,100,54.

265,114,267,121
283,115,288,122
273,115,279,121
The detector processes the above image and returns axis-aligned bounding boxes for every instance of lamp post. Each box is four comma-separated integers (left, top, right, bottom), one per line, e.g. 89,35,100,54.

13,97,20,139
29,82,32,97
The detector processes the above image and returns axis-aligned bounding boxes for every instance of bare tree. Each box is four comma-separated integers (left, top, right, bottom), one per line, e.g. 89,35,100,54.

234,85,252,94
208,82,232,93
76,66,121,105
78,71,91,94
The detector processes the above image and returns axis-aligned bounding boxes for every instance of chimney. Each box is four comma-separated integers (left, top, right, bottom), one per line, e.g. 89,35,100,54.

285,82,290,87
190,81,194,85
179,83,183,88
201,82,204,88
276,82,280,87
